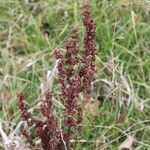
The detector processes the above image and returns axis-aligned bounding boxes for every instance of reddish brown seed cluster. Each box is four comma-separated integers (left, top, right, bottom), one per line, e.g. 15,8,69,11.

17,92,36,126
54,49,63,59
21,130,35,147
39,91,62,150
82,2,96,92
17,91,63,150
55,28,83,146
55,2,96,147
17,2,96,150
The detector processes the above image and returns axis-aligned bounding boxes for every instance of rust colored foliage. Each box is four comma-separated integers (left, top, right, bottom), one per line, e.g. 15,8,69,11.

17,2,96,150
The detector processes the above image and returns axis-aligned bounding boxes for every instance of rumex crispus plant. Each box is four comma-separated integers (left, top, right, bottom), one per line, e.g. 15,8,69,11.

17,2,96,150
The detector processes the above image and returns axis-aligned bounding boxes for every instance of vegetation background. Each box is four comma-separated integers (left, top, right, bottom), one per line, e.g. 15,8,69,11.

0,0,150,149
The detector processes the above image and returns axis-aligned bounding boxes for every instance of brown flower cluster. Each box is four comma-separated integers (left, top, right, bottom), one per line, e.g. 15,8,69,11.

17,91,63,150
55,28,82,148
17,2,96,150
81,2,96,92
55,2,96,147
